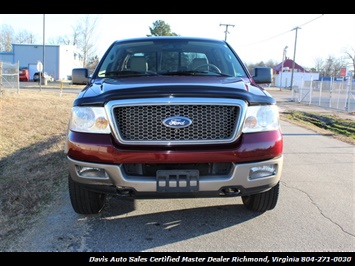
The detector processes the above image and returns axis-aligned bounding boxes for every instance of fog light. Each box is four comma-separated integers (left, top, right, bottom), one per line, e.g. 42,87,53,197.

76,166,108,179
249,165,277,179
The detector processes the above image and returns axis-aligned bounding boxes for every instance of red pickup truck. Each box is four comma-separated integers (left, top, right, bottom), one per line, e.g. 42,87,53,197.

65,36,283,214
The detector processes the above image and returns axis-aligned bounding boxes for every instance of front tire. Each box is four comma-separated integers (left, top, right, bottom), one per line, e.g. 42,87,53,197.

242,182,280,212
68,174,106,214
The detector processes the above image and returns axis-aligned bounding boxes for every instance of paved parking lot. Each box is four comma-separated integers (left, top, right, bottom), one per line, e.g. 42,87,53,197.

20,81,85,90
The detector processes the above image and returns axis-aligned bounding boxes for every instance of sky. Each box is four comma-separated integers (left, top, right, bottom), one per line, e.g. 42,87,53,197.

1,14,354,69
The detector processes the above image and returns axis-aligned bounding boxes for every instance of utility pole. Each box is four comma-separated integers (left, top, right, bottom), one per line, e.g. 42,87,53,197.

42,14,46,87
290,26,301,97
220,24,235,41
280,46,288,91
288,15,323,97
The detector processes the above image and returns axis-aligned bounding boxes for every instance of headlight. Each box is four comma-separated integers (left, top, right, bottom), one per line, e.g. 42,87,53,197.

242,105,280,133
69,106,110,133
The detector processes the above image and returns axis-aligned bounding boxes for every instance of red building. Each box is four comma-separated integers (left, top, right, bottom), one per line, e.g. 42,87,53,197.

273,58,309,74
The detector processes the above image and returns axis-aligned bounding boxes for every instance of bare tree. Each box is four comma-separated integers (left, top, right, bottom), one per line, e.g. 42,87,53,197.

313,57,325,75
71,24,81,47
323,56,335,77
0,25,38,50
75,15,100,67
15,30,37,44
0,24,15,52
47,35,71,45
343,47,355,77
321,55,347,78
332,57,345,77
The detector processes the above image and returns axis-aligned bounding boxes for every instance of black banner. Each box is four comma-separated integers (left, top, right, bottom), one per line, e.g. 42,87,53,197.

1,252,354,264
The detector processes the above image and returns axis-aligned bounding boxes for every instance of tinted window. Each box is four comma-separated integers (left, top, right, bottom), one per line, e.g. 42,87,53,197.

97,39,247,78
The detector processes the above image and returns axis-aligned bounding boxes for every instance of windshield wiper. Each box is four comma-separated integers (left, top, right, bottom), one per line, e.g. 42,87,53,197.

160,70,206,76
105,70,158,77
160,71,231,77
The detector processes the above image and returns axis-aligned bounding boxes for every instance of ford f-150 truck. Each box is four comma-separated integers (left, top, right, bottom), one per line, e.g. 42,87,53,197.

65,36,283,214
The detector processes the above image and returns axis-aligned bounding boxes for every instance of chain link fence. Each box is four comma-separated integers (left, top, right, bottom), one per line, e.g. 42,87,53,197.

0,61,20,94
291,77,355,113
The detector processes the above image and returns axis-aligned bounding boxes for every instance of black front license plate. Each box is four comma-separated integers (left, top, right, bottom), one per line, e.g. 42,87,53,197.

156,169,199,192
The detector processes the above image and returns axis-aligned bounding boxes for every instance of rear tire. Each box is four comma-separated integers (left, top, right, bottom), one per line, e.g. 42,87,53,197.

242,182,280,212
68,174,106,214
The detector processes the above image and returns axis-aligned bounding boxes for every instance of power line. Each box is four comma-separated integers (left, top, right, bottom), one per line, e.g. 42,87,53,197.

240,14,324,47
242,29,291,47
299,14,324,28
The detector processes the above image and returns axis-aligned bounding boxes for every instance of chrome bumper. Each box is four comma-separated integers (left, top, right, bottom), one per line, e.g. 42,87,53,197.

67,156,283,194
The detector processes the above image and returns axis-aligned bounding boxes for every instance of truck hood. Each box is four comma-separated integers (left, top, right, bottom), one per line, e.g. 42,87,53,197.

74,76,275,106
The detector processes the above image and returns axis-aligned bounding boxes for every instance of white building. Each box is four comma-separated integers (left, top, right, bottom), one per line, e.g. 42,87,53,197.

0,44,83,81
275,70,320,88
273,58,319,88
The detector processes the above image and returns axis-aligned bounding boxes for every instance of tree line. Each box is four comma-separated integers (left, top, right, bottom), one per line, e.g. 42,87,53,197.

1,16,354,78
247,54,354,78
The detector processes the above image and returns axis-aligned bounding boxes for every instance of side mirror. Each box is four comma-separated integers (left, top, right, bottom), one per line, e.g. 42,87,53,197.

72,68,90,85
253,67,272,84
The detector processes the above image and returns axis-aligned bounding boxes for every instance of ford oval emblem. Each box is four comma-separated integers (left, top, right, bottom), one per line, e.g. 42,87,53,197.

162,116,192,128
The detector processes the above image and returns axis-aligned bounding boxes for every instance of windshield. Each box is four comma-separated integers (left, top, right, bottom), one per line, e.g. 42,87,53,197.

96,38,248,78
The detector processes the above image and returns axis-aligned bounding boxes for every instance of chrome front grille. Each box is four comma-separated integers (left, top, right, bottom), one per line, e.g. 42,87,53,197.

106,98,247,145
